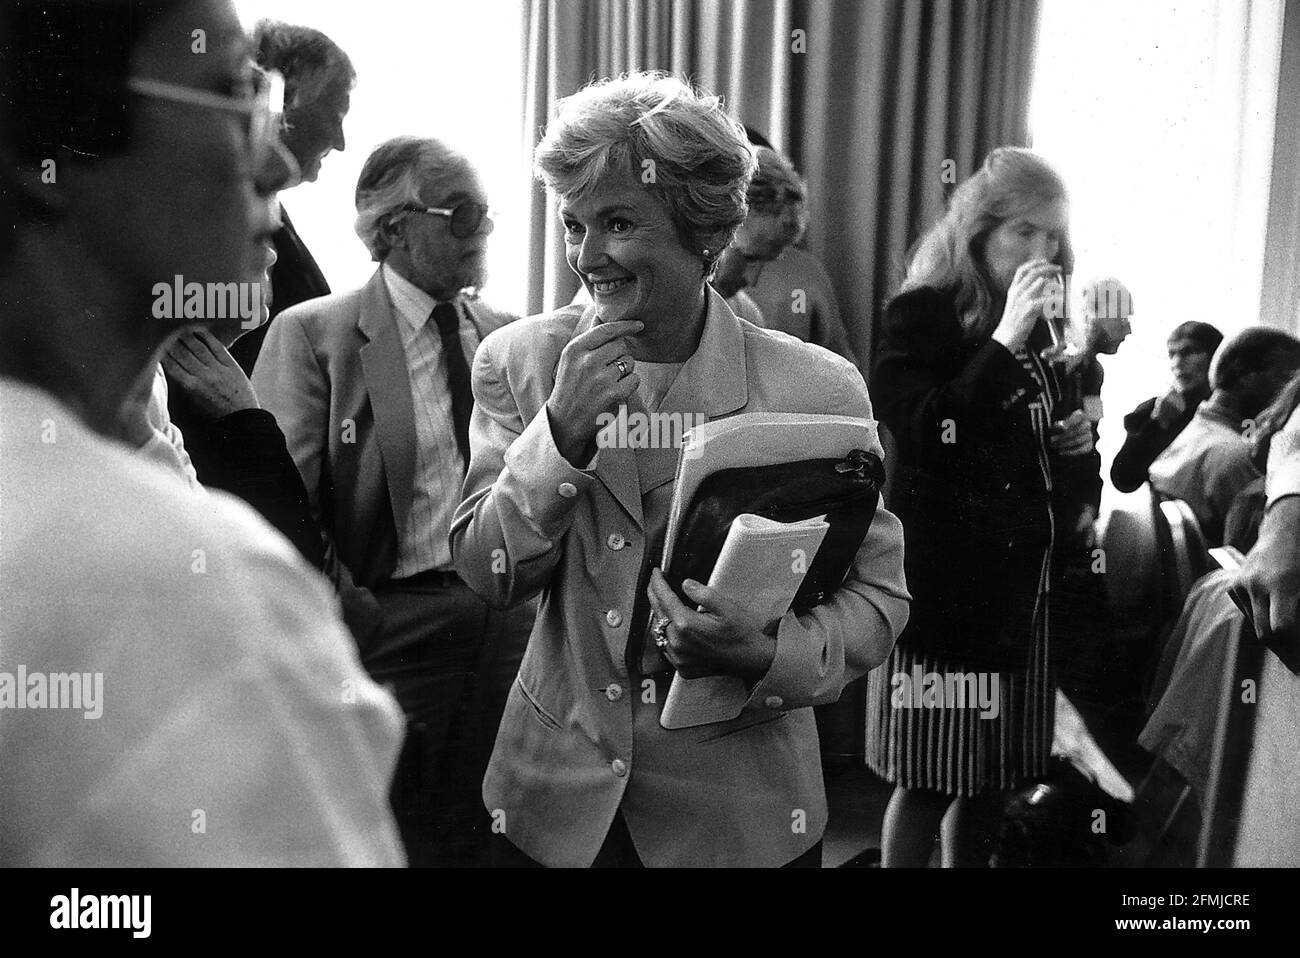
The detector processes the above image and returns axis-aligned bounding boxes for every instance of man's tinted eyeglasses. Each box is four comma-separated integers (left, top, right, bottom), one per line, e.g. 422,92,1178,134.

403,203,495,239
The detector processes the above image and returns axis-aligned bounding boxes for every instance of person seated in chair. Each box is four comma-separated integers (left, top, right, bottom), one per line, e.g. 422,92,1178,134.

1111,321,1223,492
1149,327,1300,546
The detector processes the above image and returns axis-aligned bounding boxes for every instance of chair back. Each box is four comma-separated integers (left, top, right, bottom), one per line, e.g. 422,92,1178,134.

1097,486,1160,622
1155,497,1212,615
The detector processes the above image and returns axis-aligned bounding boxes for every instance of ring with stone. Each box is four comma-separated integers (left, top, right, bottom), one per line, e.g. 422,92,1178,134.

616,359,630,378
652,615,670,649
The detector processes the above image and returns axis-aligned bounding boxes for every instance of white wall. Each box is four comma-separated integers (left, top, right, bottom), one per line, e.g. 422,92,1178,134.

233,0,530,315
1030,0,1284,486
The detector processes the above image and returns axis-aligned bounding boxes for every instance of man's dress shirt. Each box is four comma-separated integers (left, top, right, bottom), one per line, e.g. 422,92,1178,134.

381,263,481,577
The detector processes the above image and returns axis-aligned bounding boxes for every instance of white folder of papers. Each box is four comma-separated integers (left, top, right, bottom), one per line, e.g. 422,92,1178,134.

660,513,829,729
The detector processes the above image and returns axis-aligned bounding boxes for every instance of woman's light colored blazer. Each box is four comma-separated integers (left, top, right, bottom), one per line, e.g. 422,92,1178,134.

452,289,910,867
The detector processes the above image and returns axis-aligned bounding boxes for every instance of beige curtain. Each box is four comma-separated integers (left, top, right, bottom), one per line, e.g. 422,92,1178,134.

1261,0,1300,333
522,0,1041,369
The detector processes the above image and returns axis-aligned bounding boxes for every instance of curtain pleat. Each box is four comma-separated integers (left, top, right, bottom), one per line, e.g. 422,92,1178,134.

522,0,1041,367
1260,0,1300,331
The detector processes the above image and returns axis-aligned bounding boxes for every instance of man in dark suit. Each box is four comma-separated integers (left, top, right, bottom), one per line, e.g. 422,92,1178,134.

232,19,353,376
254,136,524,866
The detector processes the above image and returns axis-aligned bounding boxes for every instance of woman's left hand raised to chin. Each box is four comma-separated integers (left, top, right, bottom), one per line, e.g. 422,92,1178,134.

646,568,779,681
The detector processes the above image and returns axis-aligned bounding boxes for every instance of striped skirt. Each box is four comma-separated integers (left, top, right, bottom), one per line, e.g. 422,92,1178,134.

864,614,1054,797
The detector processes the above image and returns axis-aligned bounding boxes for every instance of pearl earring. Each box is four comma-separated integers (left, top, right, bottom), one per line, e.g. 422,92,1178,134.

702,248,711,257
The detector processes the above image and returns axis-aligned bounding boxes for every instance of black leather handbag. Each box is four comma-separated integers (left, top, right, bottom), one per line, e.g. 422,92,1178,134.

664,448,886,612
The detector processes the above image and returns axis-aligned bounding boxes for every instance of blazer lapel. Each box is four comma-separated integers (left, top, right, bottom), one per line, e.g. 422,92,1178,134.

357,269,418,541
639,288,750,495
596,437,644,528
632,396,683,497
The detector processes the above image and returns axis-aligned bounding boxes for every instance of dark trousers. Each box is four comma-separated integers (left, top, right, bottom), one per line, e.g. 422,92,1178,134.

369,573,532,867
492,813,824,868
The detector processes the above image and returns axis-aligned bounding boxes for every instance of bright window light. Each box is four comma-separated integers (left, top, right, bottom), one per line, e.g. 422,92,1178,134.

233,0,529,315
1029,0,1283,481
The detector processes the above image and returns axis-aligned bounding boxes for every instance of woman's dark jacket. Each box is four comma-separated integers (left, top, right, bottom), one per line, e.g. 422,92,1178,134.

165,374,325,571
873,286,1093,670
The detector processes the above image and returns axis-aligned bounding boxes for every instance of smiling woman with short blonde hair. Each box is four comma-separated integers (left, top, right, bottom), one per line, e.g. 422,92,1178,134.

534,71,755,276
451,71,910,868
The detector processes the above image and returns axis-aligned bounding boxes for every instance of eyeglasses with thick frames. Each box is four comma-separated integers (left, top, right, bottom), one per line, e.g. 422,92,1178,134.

402,202,495,239
124,70,294,180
